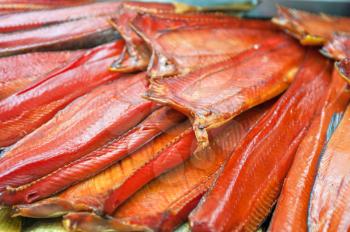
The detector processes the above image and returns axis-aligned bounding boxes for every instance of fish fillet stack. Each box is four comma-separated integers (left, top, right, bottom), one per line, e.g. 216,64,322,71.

0,1,349,232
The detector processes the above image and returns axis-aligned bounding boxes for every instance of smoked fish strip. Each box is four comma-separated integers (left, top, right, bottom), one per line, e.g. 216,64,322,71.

0,50,84,100
1,107,184,204
13,122,193,218
268,69,350,231
0,73,154,198
321,33,350,60
63,105,269,232
0,1,120,33
189,49,332,232
0,73,155,196
131,12,278,77
146,35,304,147
0,40,124,147
308,105,350,231
272,6,350,45
0,17,118,57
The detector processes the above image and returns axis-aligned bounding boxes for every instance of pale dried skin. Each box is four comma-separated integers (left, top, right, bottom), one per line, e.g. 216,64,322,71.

336,58,350,85
189,50,332,232
321,33,350,60
272,6,350,45
0,17,118,57
0,50,84,100
309,106,350,232
14,122,192,218
0,73,152,195
146,35,304,147
269,69,350,232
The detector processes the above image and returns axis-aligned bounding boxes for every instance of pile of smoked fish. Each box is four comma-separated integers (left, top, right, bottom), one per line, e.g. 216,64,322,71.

0,0,350,231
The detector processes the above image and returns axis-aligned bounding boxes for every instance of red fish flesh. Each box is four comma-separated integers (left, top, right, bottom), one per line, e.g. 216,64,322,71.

146,35,304,147
189,50,332,232
321,33,350,60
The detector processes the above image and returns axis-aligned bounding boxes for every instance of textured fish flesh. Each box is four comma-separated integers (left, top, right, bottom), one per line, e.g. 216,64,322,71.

0,50,84,100
146,35,304,147
0,1,92,14
269,69,350,232
111,11,277,73
62,105,269,232
13,121,193,218
0,1,120,33
131,13,278,77
336,58,350,85
308,105,350,232
0,72,155,199
189,50,332,232
108,2,188,73
321,33,350,60
1,107,184,204
0,40,124,147
0,16,119,57
272,6,350,45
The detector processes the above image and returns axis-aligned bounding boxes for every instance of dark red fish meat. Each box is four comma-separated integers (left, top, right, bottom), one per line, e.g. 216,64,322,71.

146,35,304,147
269,69,350,231
0,1,120,33
0,50,84,100
0,40,124,147
0,16,118,57
1,107,185,204
0,72,155,198
61,105,269,232
189,50,331,232
13,121,193,218
336,58,350,85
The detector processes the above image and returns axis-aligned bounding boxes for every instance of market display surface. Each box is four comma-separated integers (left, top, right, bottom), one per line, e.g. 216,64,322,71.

0,1,349,231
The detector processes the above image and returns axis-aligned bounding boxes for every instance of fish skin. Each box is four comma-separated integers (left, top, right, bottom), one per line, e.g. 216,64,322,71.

0,50,84,100
0,40,124,147
13,121,193,218
272,6,350,45
0,1,120,33
336,58,350,85
145,34,305,148
109,2,180,73
268,69,350,232
0,16,119,57
0,107,185,204
189,49,332,232
64,104,270,232
134,25,279,78
0,73,155,199
308,105,350,231
321,33,350,60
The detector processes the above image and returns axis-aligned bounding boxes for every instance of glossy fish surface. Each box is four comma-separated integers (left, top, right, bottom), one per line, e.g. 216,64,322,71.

308,105,350,231
272,6,350,45
0,72,154,200
13,121,193,218
0,50,84,100
0,17,118,57
146,35,304,147
0,40,124,147
321,33,350,60
269,69,350,232
1,107,184,204
336,58,350,85
189,50,331,232
0,1,120,33
62,105,269,232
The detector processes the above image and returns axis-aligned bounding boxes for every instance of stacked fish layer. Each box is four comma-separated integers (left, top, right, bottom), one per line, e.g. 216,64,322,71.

0,1,349,232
